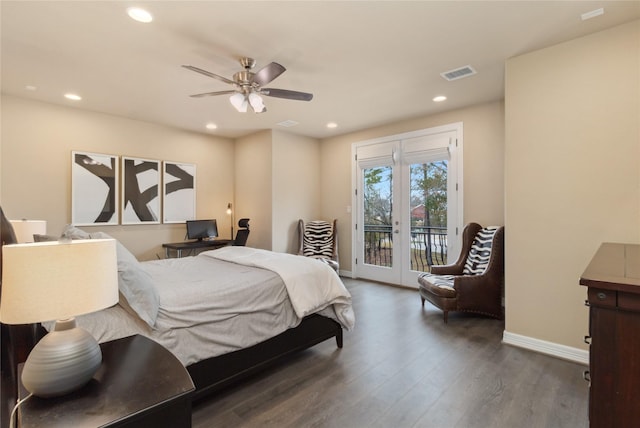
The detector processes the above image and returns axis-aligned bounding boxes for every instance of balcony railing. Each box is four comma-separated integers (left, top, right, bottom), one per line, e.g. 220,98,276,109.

363,224,448,272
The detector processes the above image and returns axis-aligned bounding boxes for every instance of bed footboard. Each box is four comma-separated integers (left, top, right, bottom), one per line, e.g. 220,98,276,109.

187,314,342,401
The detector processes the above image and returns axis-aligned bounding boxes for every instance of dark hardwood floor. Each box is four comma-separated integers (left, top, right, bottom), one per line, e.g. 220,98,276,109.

193,278,589,427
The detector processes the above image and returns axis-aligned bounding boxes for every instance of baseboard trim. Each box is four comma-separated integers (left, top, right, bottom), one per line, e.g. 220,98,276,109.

502,331,589,365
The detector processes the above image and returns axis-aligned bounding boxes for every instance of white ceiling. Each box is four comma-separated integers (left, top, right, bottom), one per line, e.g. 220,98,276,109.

2,1,639,139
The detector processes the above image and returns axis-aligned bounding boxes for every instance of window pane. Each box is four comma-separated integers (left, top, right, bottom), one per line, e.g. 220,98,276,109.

410,160,448,271
363,166,393,267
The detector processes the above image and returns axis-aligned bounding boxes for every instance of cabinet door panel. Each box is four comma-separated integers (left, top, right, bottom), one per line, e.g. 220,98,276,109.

589,307,617,427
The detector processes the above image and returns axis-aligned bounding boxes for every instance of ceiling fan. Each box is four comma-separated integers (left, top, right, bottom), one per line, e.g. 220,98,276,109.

182,57,313,113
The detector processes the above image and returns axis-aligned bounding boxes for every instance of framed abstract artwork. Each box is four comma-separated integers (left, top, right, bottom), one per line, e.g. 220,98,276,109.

121,157,161,224
71,151,119,226
163,161,196,223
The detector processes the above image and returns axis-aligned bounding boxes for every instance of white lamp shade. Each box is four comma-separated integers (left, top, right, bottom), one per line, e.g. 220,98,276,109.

9,219,47,243
0,239,119,324
248,93,266,113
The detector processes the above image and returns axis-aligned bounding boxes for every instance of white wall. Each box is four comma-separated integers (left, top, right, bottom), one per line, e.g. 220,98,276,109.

504,20,640,352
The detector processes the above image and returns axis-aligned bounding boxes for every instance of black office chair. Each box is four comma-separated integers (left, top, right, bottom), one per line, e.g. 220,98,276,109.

233,218,250,246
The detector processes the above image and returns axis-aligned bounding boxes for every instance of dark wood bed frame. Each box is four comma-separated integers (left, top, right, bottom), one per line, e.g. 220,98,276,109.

0,208,344,426
1,315,343,427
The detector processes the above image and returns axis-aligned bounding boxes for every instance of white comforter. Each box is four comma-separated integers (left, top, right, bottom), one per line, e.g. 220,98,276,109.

205,246,355,330
52,247,354,366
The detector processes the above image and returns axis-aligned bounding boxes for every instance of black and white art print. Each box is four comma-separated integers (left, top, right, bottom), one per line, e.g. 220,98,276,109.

121,157,161,225
71,151,119,226
163,161,196,223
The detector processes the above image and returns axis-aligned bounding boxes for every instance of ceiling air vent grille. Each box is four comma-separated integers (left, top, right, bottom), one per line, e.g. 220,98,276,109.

441,65,477,81
277,120,299,128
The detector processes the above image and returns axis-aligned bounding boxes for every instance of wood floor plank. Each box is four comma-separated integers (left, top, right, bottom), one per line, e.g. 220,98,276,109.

193,278,589,427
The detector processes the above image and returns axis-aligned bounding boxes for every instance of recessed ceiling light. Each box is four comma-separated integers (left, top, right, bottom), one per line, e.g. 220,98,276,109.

581,8,604,21
127,7,153,23
205,123,217,130
327,122,338,129
64,93,82,101
433,96,447,102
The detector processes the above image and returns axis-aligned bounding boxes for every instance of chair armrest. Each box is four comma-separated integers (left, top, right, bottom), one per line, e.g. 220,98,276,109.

453,273,502,315
453,274,489,292
430,264,463,275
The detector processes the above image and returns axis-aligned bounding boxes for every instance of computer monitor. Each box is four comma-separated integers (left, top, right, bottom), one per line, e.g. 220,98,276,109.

186,219,218,241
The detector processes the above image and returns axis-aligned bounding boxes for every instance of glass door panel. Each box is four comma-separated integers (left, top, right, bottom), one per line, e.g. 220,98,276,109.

363,166,394,268
409,160,448,273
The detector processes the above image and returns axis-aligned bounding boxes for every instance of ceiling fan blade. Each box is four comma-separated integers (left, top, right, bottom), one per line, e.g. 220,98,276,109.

252,62,286,86
182,65,235,85
261,88,313,101
189,90,237,98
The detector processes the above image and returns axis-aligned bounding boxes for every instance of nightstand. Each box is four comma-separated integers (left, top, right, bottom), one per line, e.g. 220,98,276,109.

17,335,195,427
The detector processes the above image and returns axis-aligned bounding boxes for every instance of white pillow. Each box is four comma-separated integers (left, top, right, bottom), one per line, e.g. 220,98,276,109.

59,225,160,327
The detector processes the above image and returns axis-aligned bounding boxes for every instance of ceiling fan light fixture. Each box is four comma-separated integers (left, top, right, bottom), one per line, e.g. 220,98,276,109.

229,93,248,113
248,93,266,113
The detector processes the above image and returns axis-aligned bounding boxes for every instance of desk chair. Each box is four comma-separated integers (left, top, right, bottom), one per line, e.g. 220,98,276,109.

233,218,250,246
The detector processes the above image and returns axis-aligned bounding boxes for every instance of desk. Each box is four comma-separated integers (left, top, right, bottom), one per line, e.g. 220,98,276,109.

163,239,233,258
18,335,194,427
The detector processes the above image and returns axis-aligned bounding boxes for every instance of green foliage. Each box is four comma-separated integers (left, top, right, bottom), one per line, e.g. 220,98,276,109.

411,161,447,228
363,167,392,225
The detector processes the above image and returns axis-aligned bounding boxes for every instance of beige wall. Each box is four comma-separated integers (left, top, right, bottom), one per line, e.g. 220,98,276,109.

1,95,235,260
235,130,273,250
320,100,505,272
234,129,321,252
504,20,640,350
272,130,321,253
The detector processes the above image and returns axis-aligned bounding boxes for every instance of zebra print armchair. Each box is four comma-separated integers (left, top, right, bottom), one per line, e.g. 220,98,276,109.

297,219,339,273
418,223,504,323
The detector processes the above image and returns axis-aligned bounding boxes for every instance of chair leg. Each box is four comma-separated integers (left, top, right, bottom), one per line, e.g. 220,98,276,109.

420,297,425,307
443,310,449,323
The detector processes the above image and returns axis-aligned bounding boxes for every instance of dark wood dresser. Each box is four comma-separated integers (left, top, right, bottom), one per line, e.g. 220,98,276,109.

580,242,640,427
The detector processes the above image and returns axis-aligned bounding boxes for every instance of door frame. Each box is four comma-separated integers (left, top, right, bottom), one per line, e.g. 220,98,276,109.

350,122,464,287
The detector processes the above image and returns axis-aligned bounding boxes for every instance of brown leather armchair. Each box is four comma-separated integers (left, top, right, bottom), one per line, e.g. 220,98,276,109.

418,222,504,323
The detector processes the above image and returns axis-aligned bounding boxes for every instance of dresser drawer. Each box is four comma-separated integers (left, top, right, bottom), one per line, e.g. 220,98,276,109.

618,292,640,311
588,288,616,307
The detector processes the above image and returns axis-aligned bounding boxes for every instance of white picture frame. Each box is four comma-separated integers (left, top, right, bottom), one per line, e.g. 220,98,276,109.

121,156,161,224
163,161,196,223
71,151,120,226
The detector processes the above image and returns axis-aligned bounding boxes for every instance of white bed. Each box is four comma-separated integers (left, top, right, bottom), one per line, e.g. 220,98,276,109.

49,243,355,367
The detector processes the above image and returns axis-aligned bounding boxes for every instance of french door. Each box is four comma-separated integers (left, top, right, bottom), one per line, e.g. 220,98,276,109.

353,124,462,288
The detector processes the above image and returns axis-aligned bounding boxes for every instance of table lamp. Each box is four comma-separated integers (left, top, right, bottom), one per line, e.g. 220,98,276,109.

0,239,118,397
9,219,47,243
227,202,234,239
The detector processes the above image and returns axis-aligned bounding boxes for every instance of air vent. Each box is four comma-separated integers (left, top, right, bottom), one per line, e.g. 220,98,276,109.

277,120,299,128
441,65,477,81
